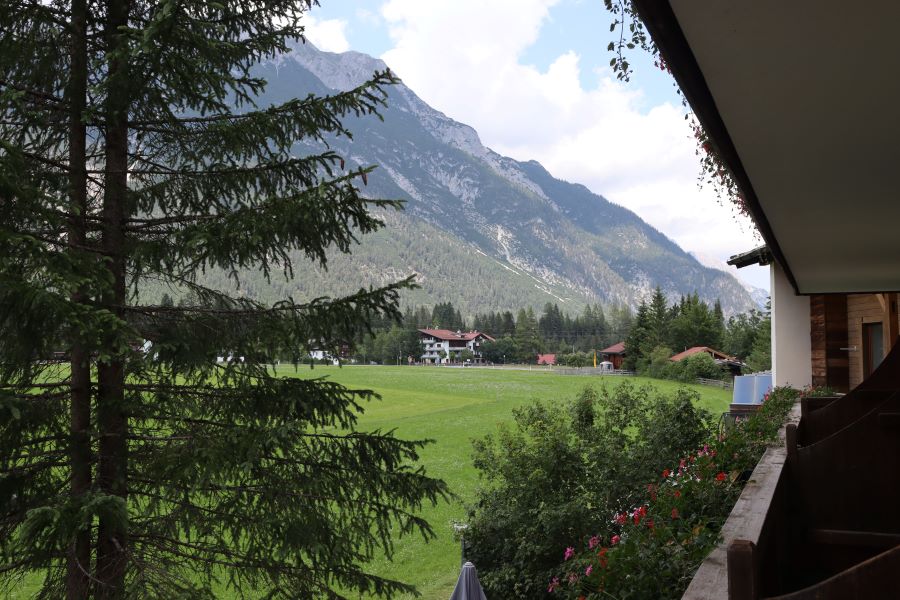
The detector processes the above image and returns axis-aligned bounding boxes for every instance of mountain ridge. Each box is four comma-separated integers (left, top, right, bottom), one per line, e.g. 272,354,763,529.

219,42,759,317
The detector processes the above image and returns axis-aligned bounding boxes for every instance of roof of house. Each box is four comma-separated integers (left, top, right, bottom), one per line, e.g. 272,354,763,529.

417,329,495,342
536,353,556,365
727,245,773,269
670,346,739,364
600,342,626,355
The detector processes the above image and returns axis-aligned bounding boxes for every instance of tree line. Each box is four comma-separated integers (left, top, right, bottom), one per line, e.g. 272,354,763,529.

356,291,770,370
624,287,771,373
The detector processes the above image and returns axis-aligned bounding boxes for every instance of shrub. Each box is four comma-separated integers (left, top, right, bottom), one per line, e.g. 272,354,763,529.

645,345,674,379
557,351,594,367
551,386,798,599
664,352,728,383
465,383,712,599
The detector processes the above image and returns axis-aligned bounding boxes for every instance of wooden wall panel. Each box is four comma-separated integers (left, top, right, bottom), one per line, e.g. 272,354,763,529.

810,295,849,392
847,294,890,390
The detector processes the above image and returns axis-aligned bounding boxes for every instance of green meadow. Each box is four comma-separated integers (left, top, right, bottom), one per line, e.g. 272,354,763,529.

11,366,731,599
277,365,731,599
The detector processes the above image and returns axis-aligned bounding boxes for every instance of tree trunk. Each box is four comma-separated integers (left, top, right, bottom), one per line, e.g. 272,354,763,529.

96,0,130,596
66,0,92,597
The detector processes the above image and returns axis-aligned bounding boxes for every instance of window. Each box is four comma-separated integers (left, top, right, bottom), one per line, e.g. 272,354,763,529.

863,321,885,378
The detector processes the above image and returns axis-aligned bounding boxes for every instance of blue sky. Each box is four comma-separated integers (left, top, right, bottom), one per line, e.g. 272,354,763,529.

302,0,770,292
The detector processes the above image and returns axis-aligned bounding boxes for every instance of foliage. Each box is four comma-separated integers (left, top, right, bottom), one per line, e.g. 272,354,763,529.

557,351,595,368
360,300,636,365
722,308,765,359
480,337,518,364
465,383,712,599
645,345,674,379
431,302,465,330
624,288,733,372
354,324,421,365
552,387,798,599
745,307,772,373
799,384,839,398
665,352,729,383
0,2,448,598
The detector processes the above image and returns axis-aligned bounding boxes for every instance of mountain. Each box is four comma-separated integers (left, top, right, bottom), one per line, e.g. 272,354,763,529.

201,42,758,317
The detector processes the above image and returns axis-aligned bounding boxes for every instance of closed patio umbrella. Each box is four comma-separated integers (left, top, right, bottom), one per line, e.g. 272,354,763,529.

449,561,487,600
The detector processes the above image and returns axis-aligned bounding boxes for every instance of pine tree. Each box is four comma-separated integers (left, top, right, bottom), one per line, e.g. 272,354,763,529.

514,307,542,362
623,302,651,370
0,2,447,598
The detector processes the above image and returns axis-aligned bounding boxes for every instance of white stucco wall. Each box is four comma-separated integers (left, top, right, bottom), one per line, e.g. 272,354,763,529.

771,261,812,388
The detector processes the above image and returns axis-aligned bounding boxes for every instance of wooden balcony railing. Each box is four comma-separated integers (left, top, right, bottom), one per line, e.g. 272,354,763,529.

683,342,900,599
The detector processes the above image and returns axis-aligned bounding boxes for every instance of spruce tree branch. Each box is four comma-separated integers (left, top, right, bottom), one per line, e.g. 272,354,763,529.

0,460,68,474
129,71,395,128
0,78,66,105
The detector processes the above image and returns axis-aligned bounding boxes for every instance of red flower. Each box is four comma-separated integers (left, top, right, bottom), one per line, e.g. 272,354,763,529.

615,512,628,525
646,519,655,530
716,472,727,482
673,490,682,499
671,508,679,519
662,469,671,478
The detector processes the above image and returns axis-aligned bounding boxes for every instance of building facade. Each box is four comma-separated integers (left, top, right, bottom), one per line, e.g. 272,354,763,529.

417,329,495,364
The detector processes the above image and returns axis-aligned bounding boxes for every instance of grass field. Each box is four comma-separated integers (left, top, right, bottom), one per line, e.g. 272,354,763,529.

278,365,732,599
10,366,731,599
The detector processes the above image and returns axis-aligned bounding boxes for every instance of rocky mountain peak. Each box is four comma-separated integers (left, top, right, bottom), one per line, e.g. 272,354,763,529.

288,40,389,92
245,43,759,316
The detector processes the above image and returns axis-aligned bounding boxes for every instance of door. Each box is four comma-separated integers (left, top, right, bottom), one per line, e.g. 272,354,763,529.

863,321,885,378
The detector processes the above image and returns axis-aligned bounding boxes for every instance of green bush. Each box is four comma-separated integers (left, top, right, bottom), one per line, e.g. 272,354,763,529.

557,351,594,367
465,383,712,599
663,352,728,383
645,345,674,379
552,386,798,599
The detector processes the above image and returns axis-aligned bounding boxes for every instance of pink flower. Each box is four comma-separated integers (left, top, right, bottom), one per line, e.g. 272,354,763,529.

588,535,600,550
585,565,593,576
567,572,579,584
548,577,560,593
611,534,621,545
564,546,575,561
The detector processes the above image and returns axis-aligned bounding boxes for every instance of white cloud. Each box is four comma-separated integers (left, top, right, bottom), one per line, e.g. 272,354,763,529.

355,8,381,27
378,0,767,290
303,15,351,53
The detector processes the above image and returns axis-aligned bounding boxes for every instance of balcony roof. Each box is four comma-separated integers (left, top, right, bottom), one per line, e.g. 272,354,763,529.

633,1,900,294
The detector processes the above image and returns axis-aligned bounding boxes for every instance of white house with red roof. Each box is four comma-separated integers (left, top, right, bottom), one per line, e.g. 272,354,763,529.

417,329,495,364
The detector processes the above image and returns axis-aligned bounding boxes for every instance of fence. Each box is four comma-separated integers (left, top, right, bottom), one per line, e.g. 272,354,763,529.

555,367,635,377
697,377,732,389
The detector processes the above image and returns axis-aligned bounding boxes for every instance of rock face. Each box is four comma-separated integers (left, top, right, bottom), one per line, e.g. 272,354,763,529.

248,42,758,316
